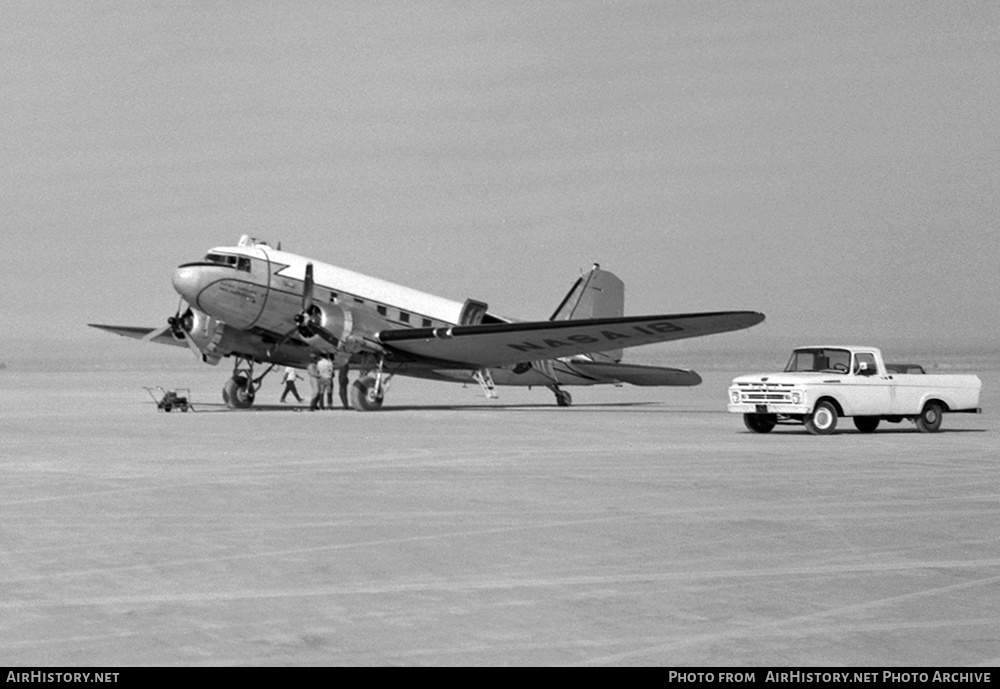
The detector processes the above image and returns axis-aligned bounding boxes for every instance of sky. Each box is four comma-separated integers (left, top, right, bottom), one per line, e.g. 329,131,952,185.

2,1,998,364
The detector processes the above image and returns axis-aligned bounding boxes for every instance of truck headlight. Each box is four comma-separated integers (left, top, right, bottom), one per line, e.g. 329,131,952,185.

730,390,740,404
791,391,802,405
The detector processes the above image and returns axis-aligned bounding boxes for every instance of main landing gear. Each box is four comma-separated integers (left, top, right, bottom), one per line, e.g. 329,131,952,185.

548,384,573,407
221,356,274,409
349,356,392,411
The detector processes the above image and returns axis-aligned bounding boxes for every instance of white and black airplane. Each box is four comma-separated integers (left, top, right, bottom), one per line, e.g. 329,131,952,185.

91,235,764,410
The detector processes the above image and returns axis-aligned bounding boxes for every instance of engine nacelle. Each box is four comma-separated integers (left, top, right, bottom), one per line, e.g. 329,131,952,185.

178,307,232,365
298,302,356,353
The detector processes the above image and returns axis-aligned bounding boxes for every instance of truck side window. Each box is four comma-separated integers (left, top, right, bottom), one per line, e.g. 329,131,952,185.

854,352,877,374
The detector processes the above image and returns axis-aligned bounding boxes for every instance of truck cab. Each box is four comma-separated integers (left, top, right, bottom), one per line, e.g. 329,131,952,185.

728,345,981,435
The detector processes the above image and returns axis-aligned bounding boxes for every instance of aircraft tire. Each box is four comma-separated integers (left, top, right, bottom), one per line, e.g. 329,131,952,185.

224,376,255,410
804,400,838,435
915,401,944,433
743,413,776,433
351,376,384,411
555,391,572,407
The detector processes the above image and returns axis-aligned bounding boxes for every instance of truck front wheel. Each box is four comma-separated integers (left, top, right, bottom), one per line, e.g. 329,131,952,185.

805,401,838,435
915,402,944,433
743,413,777,433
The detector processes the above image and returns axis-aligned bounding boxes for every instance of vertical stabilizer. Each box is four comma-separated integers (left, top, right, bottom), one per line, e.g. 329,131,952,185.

550,265,625,362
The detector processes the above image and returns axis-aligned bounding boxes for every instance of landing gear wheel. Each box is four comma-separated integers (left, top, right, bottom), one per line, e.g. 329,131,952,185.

555,390,572,407
853,416,880,433
915,402,943,433
743,413,776,433
350,375,384,411
805,401,838,435
223,376,255,409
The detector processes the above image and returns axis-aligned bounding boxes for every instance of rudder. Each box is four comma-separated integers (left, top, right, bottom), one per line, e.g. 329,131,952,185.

550,264,625,362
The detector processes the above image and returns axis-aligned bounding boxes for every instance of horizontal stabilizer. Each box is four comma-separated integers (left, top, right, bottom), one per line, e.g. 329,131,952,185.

377,310,764,368
567,360,702,386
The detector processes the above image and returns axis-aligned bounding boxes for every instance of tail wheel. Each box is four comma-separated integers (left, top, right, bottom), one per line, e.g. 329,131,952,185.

350,376,384,411
915,401,944,433
743,413,777,433
223,376,255,409
853,416,880,433
555,391,573,407
805,400,838,435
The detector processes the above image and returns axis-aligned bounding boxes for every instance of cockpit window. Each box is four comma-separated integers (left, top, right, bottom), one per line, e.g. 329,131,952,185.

204,253,251,272
784,348,852,374
205,252,234,265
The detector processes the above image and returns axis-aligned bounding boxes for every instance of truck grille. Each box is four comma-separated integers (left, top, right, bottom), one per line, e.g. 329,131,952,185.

735,383,795,403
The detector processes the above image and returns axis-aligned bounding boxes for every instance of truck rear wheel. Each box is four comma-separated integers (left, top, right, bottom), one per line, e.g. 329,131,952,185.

915,402,943,433
805,401,838,435
743,413,776,433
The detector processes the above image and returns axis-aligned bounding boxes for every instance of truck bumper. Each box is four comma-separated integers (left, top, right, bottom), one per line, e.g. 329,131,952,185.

728,403,811,415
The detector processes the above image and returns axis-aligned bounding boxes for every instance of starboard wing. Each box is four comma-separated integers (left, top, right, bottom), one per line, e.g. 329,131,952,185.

377,311,764,368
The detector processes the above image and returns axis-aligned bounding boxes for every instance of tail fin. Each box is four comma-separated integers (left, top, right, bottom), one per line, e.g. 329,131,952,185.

550,264,625,362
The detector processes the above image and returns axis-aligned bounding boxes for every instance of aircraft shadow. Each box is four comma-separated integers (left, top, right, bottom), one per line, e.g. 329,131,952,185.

149,401,666,413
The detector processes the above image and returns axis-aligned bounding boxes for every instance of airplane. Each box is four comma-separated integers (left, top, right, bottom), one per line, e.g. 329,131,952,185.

90,235,764,411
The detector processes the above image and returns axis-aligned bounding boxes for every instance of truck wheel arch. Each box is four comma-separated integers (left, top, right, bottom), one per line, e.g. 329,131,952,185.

814,396,844,417
919,396,950,413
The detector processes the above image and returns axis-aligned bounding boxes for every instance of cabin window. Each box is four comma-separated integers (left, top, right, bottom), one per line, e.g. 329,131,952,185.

399,311,410,323
237,257,251,272
329,292,338,301
422,318,432,327
377,306,387,316
354,298,364,304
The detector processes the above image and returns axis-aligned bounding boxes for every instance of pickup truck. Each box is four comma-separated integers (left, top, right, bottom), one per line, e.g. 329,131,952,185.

727,345,981,435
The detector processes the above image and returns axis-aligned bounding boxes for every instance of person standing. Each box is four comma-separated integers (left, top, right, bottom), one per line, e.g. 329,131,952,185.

317,355,335,410
279,366,304,403
338,363,351,410
307,355,323,410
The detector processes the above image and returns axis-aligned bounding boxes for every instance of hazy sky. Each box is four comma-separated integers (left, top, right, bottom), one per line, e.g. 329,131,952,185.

3,1,998,357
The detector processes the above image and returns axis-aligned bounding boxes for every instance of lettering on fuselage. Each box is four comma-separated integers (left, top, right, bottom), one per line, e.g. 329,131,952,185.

506,321,682,353
218,282,260,304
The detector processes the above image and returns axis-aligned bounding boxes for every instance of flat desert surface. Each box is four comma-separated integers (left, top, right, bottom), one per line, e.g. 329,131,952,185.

1,344,996,666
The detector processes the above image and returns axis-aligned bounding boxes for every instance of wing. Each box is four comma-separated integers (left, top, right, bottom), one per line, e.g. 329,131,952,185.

88,323,188,348
377,311,764,368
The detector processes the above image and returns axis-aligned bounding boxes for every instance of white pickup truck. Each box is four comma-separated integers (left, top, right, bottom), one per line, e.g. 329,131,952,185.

727,345,982,435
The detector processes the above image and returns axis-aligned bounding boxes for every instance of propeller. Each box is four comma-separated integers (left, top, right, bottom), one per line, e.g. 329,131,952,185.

144,298,203,359
295,262,316,336
269,262,341,356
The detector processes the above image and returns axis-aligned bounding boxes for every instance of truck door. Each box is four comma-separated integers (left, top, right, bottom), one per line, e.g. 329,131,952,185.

848,351,892,416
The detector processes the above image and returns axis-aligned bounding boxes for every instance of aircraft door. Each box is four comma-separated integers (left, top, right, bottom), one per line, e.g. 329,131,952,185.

458,299,489,326
240,245,272,329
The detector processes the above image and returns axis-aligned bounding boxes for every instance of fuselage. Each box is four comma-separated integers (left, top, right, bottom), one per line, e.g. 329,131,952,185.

172,235,493,336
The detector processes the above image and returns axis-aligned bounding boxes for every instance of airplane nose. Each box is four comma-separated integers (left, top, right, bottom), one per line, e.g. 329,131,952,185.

171,265,203,303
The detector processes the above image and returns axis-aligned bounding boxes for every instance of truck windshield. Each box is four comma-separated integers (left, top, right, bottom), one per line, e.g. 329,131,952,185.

784,348,852,373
